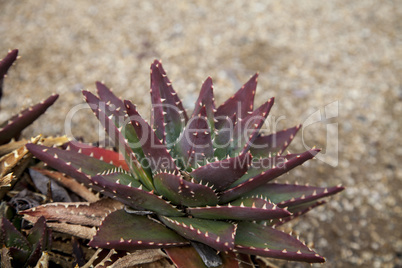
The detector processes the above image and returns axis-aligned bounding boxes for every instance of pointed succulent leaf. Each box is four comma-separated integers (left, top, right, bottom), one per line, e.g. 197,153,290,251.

1,217,30,250
91,173,184,216
26,216,51,266
187,196,290,221
270,200,327,227
89,210,188,250
0,49,18,102
83,90,153,189
192,77,216,136
94,82,149,170
250,125,301,157
190,153,252,191
0,94,58,145
213,113,237,159
150,60,188,144
232,153,302,186
176,106,213,168
64,141,129,171
95,81,125,116
20,199,124,226
229,98,274,156
215,73,258,128
244,183,344,208
153,172,219,207
26,143,115,189
220,149,321,203
235,221,325,263
125,100,178,173
160,216,236,252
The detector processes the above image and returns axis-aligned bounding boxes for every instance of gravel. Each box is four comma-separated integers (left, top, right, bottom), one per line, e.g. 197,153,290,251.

1,1,401,267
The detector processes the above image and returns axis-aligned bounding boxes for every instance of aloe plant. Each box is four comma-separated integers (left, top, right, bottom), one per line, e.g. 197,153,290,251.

26,60,344,266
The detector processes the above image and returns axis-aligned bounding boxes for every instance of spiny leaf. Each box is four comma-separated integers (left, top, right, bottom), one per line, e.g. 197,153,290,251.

0,94,58,145
26,217,51,267
244,183,345,208
250,125,301,157
64,141,129,171
187,196,290,221
91,173,184,216
160,216,236,252
83,91,153,190
150,60,187,144
153,172,219,207
176,106,213,168
220,149,321,203
270,200,327,227
89,210,188,250
26,143,115,189
190,153,252,191
215,73,258,128
20,199,124,227
235,221,325,263
125,100,178,173
229,98,274,156
213,113,237,159
192,77,216,137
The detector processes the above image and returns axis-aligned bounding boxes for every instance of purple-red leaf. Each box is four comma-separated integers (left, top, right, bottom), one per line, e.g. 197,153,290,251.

190,153,252,191
64,141,129,171
150,60,187,144
215,73,258,128
235,221,325,263
0,49,18,101
230,98,274,156
153,172,219,207
250,125,301,157
220,149,321,203
160,216,236,252
244,183,345,208
125,100,178,173
176,106,213,168
91,172,184,216
187,196,290,221
89,210,188,250
83,91,152,190
26,143,115,188
0,94,58,145
192,77,216,135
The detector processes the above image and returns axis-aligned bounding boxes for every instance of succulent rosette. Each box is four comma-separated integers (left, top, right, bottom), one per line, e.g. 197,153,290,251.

26,60,343,266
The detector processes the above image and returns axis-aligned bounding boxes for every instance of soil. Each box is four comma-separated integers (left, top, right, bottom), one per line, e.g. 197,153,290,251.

1,1,401,267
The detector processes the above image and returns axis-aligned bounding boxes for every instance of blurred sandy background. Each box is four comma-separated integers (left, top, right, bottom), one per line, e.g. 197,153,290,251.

1,1,401,267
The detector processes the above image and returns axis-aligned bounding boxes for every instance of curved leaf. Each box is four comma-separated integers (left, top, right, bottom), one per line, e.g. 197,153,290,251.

160,216,236,252
89,210,188,250
91,173,184,216
250,125,301,157
187,196,290,221
0,94,58,145
153,172,218,207
235,221,325,263
190,153,252,191
220,149,320,203
215,73,258,128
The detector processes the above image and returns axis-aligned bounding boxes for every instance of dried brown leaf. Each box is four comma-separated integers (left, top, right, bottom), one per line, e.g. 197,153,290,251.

21,198,124,226
33,168,99,202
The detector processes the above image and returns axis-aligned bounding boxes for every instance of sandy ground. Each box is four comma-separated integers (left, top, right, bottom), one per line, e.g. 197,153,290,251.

1,1,401,267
